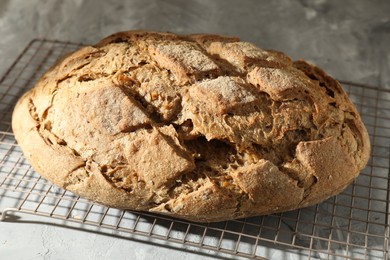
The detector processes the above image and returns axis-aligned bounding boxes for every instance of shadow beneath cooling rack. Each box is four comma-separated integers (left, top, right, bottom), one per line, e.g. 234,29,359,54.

0,210,244,260
0,213,314,260
1,201,385,260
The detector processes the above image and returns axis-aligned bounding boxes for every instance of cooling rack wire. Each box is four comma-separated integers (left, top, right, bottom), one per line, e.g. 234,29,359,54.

0,39,389,259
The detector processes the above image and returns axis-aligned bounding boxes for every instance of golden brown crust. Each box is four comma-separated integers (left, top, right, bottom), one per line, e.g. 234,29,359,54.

12,30,370,222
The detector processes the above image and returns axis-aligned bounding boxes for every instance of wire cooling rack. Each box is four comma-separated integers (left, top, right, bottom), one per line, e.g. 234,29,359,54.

0,39,389,259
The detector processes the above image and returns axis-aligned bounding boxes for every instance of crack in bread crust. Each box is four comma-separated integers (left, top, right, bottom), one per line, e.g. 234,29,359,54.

12,31,370,222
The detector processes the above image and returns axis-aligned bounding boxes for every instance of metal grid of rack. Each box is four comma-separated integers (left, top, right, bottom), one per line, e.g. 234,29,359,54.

0,39,389,259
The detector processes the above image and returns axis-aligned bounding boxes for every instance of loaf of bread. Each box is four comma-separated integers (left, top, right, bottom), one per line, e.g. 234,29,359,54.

12,31,370,222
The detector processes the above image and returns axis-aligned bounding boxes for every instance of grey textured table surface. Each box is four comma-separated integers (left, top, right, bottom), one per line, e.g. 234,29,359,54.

0,0,389,259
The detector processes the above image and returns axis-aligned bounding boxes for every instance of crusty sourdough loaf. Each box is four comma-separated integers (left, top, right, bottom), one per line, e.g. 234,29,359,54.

12,31,370,222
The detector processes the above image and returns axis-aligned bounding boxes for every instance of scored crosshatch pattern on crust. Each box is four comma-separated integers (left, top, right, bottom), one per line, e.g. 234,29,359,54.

0,39,389,259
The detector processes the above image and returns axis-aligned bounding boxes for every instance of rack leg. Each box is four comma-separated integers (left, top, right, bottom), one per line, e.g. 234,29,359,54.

0,208,17,221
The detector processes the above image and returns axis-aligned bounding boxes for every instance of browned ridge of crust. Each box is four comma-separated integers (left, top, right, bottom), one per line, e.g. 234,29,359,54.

12,31,370,222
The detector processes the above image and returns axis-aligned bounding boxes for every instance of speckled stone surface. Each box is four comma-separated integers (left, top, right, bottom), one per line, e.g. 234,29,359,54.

0,0,389,259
